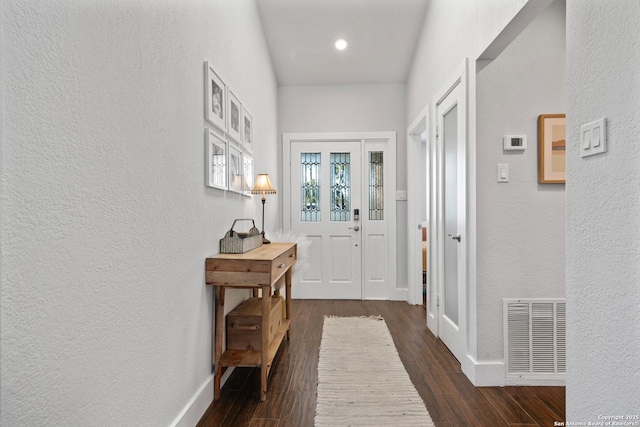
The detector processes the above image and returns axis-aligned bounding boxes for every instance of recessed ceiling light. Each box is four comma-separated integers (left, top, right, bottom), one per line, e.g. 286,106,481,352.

335,39,347,50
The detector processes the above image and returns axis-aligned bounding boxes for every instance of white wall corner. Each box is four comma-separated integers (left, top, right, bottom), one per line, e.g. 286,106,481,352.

462,355,506,387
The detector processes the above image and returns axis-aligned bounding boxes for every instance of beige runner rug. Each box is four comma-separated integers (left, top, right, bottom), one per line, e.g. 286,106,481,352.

315,316,435,427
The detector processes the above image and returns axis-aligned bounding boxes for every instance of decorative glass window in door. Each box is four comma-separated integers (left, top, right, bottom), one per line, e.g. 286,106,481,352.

301,153,321,221
330,153,351,221
369,151,384,220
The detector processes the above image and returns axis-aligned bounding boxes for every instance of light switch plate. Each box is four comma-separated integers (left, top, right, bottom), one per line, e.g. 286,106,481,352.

396,190,407,201
497,164,509,183
580,118,607,158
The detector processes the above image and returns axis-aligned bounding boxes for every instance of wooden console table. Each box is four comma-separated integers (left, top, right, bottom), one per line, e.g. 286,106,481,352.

205,242,296,401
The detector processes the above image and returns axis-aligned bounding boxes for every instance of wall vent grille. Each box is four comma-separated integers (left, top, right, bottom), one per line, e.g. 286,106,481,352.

504,299,566,379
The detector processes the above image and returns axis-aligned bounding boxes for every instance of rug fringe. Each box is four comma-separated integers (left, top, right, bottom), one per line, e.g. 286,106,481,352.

324,315,383,320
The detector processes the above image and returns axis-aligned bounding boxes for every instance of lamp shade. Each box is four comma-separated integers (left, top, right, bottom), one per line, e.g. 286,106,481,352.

251,174,276,195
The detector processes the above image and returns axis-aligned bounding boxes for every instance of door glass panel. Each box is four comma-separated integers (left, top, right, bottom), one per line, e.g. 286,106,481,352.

369,151,384,220
330,153,350,221
443,104,459,325
301,152,321,221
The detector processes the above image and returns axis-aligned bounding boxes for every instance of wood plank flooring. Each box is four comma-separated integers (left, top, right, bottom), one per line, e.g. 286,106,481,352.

197,300,565,427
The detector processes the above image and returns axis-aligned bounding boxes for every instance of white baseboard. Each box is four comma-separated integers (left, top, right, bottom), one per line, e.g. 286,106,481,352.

170,375,214,427
170,368,235,427
462,356,506,386
462,355,566,387
389,288,408,301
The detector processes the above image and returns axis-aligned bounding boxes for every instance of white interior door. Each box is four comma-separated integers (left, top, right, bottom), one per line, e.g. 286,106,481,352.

436,80,467,363
290,141,362,299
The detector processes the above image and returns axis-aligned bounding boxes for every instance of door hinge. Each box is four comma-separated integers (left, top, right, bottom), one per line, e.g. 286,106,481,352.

435,125,439,139
436,294,440,307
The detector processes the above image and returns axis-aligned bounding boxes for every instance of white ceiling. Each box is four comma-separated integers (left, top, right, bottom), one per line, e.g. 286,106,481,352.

256,0,429,86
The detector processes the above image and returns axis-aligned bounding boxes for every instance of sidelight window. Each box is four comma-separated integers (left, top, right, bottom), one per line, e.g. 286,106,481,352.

369,151,384,220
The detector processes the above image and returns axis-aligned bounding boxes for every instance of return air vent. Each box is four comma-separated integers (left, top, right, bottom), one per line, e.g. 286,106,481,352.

504,299,566,384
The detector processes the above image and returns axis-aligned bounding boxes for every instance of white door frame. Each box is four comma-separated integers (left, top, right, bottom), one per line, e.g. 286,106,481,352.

407,59,470,348
432,58,468,363
282,132,400,300
407,105,430,307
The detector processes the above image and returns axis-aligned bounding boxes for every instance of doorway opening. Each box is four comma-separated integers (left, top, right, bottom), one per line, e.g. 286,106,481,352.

407,59,469,365
282,132,400,300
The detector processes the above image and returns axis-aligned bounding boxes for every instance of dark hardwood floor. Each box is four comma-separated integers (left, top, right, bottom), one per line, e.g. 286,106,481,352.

197,300,565,427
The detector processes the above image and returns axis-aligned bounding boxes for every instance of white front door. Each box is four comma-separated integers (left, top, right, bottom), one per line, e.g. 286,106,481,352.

435,75,467,363
290,141,362,299
283,132,398,301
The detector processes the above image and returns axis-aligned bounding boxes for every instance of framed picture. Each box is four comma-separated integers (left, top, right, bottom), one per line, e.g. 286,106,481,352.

227,89,242,143
205,128,227,190
204,61,226,132
538,114,566,184
242,107,253,152
228,144,243,194
242,153,254,197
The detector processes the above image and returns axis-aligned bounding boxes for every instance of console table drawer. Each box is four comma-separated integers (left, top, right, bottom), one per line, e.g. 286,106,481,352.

270,245,296,281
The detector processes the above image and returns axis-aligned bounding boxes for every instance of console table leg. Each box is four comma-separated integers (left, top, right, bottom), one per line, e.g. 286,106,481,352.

260,284,270,401
214,286,225,399
285,267,292,340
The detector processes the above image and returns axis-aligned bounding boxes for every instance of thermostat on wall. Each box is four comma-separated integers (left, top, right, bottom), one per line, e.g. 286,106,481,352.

503,135,527,151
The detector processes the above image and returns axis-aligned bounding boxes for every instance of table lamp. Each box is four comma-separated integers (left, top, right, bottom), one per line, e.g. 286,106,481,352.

251,174,276,243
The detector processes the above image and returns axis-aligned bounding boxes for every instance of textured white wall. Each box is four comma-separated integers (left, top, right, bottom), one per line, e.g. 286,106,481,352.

475,0,566,360
278,84,409,293
406,0,530,122
0,0,278,425
566,0,640,421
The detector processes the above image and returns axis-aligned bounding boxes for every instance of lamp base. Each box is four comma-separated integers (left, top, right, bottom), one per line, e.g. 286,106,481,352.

262,231,271,244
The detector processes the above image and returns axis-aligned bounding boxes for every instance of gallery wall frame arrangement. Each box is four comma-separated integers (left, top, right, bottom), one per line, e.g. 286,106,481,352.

203,60,255,196
538,114,566,184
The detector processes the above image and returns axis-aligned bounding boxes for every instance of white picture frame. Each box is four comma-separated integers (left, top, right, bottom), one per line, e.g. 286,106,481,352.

204,61,226,132
227,89,242,143
228,143,243,194
205,128,227,190
242,107,253,152
242,152,254,197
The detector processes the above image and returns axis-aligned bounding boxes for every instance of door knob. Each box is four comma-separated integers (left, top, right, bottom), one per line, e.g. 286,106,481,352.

348,226,360,231
448,233,461,242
